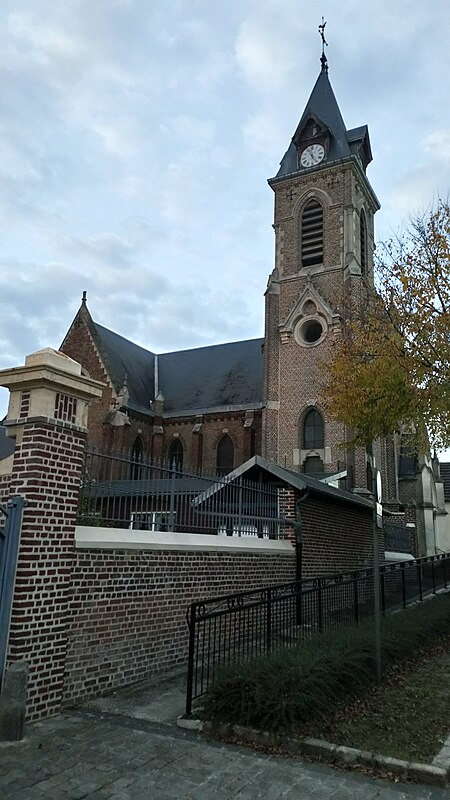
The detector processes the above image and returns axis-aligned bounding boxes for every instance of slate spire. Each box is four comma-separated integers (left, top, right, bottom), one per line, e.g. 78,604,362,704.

273,45,355,180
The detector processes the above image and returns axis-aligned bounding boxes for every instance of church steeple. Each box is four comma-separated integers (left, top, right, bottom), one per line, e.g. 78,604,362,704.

262,38,379,482
273,46,373,181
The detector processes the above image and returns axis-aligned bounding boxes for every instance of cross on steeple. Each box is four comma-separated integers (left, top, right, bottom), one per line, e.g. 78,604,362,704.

318,17,328,72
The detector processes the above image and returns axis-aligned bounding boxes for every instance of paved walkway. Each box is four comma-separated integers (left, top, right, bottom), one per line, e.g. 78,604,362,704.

0,709,448,800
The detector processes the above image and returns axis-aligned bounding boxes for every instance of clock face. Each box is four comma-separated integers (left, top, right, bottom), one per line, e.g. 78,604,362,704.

300,144,325,168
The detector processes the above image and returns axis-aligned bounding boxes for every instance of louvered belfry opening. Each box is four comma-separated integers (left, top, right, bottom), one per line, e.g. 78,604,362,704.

301,199,323,267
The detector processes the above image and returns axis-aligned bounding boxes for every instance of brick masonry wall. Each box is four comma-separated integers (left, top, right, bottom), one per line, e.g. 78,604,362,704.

63,485,376,706
62,306,263,472
263,160,378,484
300,493,376,578
61,308,116,451
0,472,11,505
63,549,295,704
163,411,262,473
7,421,86,721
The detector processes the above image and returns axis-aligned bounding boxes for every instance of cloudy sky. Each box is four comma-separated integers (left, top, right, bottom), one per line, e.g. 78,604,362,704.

1,0,450,432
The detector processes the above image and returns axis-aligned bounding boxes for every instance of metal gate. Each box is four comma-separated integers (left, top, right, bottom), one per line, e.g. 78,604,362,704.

0,496,25,690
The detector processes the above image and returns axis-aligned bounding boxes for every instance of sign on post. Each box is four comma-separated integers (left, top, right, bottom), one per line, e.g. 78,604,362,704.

376,470,383,529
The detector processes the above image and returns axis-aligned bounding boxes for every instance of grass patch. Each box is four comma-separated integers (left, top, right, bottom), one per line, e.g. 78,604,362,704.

301,634,450,762
203,593,450,738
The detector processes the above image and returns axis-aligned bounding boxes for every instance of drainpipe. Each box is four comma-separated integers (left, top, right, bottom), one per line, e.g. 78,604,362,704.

293,486,309,626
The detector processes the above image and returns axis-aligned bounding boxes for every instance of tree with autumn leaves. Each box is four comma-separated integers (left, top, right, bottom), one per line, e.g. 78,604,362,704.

323,200,450,452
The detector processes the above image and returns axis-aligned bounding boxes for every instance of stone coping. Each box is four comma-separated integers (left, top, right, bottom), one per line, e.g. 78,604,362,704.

75,526,295,554
176,719,449,788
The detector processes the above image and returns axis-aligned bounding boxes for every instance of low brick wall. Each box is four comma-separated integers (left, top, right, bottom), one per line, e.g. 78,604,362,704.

301,494,375,577
64,540,295,704
63,486,376,705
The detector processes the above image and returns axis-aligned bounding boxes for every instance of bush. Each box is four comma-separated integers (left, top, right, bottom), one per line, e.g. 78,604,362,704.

203,593,450,732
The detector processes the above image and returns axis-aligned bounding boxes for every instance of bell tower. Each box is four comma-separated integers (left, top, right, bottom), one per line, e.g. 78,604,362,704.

262,42,380,485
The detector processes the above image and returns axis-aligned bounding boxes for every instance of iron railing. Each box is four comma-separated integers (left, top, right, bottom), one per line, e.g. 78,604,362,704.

77,449,292,538
185,551,450,715
0,496,25,689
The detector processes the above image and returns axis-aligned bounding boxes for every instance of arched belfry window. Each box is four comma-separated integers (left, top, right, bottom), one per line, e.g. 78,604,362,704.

168,438,183,471
301,200,323,267
216,435,234,475
303,408,324,450
360,210,367,274
130,435,144,480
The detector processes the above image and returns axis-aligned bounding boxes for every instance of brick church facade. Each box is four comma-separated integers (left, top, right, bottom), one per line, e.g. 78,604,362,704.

60,57,447,551
62,60,370,476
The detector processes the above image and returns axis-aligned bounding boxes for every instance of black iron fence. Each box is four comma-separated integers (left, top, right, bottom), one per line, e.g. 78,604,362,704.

77,449,292,538
185,551,450,715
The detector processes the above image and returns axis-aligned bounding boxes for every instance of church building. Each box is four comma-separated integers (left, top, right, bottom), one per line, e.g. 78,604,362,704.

61,53,447,556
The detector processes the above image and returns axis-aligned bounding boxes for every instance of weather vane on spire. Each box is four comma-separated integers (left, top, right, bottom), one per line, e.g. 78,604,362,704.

318,17,328,72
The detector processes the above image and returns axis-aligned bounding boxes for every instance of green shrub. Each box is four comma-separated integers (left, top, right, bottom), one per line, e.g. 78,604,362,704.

203,593,450,732
77,496,104,526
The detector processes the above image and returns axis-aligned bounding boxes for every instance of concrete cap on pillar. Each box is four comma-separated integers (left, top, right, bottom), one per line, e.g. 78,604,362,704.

24,348,82,376
0,347,105,434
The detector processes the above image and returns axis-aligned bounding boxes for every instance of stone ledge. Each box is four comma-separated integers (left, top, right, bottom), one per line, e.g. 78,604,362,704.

188,720,449,788
76,527,295,554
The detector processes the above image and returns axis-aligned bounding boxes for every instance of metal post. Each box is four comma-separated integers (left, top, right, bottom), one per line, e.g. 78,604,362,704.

431,558,436,594
237,482,243,537
266,588,272,653
372,465,382,684
401,564,406,608
296,540,303,627
0,496,25,691
294,490,308,626
185,603,197,717
418,562,423,600
168,460,176,532
318,583,323,632
353,573,359,624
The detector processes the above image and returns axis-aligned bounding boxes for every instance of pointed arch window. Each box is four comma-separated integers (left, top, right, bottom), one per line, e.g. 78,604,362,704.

216,435,234,475
303,408,324,450
301,200,323,267
130,435,144,480
168,438,183,471
360,210,367,274
303,455,324,474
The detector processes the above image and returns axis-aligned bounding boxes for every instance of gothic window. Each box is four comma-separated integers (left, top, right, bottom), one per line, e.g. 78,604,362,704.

303,455,324,474
130,435,144,480
216,434,234,475
303,408,324,450
168,438,183,471
360,210,367,274
301,200,323,267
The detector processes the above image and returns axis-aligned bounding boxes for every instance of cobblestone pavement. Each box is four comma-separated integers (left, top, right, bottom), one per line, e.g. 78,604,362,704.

0,710,448,800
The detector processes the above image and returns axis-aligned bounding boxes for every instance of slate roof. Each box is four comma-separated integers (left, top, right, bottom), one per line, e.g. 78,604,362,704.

0,426,15,460
273,65,372,180
159,338,264,414
91,323,156,415
440,462,450,501
90,317,264,416
195,455,373,512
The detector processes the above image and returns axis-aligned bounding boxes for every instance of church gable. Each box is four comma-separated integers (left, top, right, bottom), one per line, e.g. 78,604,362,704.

61,301,112,393
279,281,340,345
61,297,263,421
